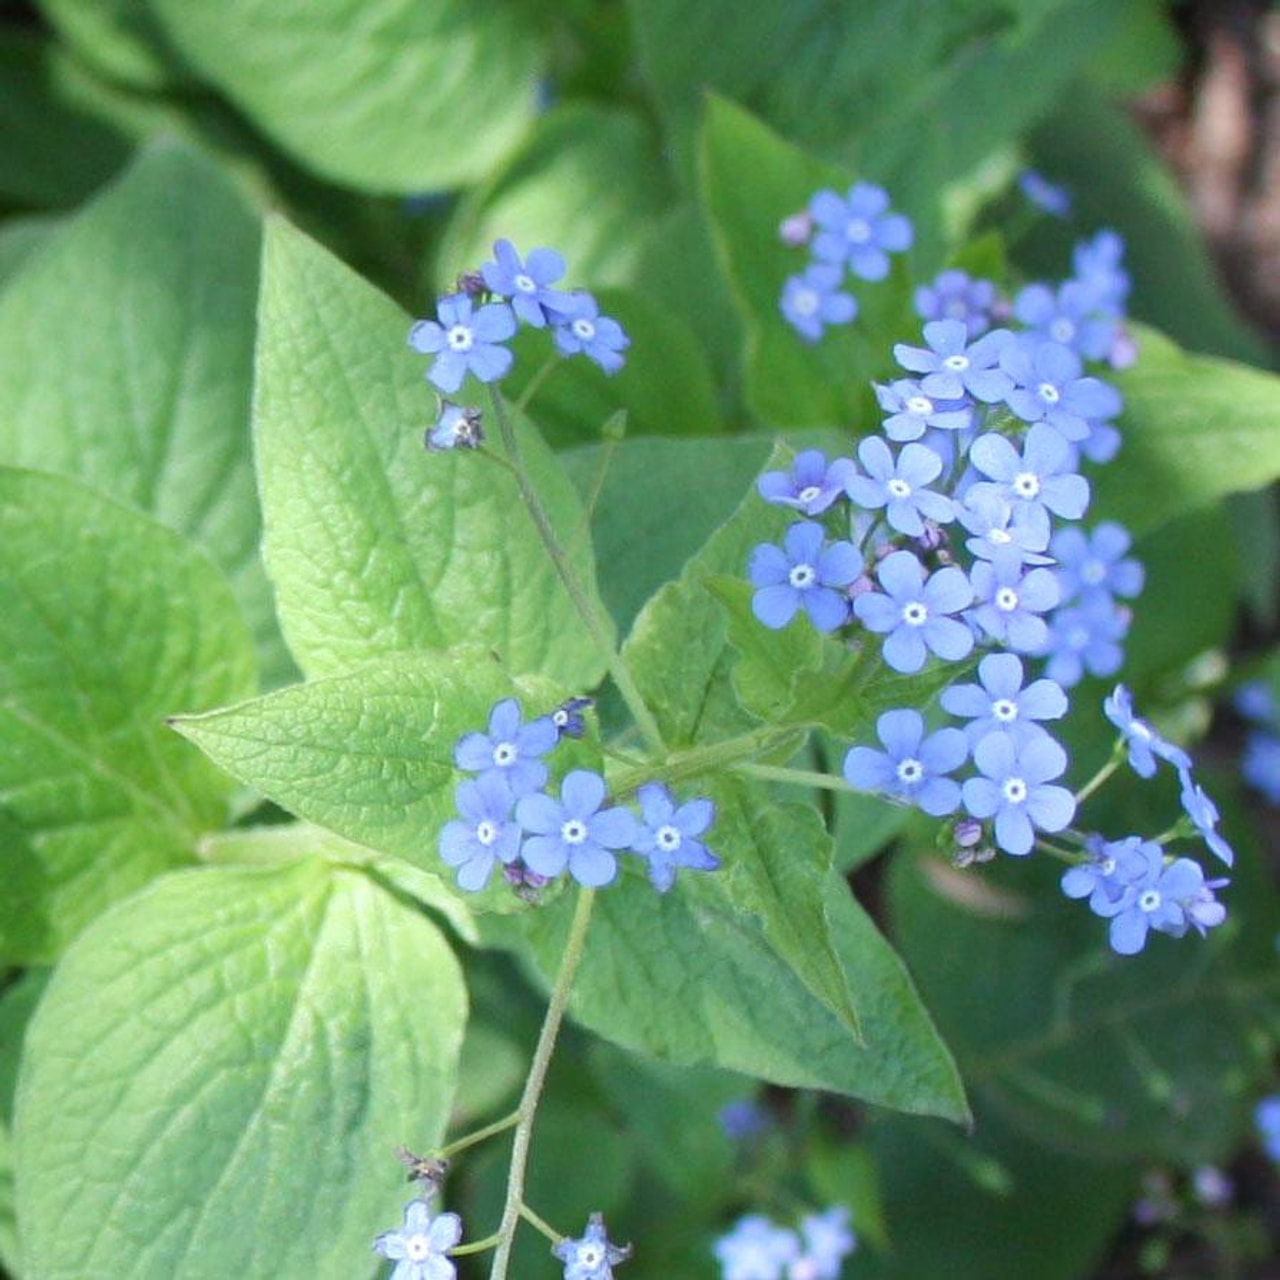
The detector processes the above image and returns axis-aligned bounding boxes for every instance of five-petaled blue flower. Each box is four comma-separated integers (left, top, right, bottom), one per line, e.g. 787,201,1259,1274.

967,549,1061,652
426,403,483,453
1060,835,1139,914
957,491,1052,565
808,182,913,280
1072,229,1130,314
553,1213,631,1280
845,437,955,536
1000,338,1122,442
874,378,973,441
439,772,522,892
481,239,569,328
1243,732,1280,804
1051,523,1143,605
713,1215,800,1280
779,264,858,342
453,698,558,797
409,294,517,393
373,1200,463,1280
749,521,862,633
516,770,638,887
629,783,719,892
795,1207,856,1280
967,422,1090,543
843,708,968,816
552,292,630,373
1103,684,1191,778
941,653,1068,747
1096,842,1220,955
1014,280,1117,362
913,269,997,338
551,696,593,739
853,550,974,674
756,450,856,516
893,319,1013,403
961,733,1076,856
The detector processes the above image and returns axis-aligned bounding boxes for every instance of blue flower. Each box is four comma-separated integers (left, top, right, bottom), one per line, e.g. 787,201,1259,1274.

718,1099,768,1141
968,549,1061,652
999,338,1122,442
941,652,1068,747
1018,170,1072,218
854,551,973,673
956,491,1053,565
1177,770,1234,866
1014,280,1118,361
552,696,593,739
873,378,973,441
426,403,484,453
552,1214,631,1280
1051,523,1144,606
967,423,1091,544
845,437,955,535
454,698,559,797
1243,732,1280,803
843,708,968,816
961,733,1075,856
808,183,913,280
756,450,856,516
480,239,568,328
630,783,719,891
713,1215,800,1280
551,292,630,373
373,1200,463,1280
516,770,638,887
1072,229,1130,315
409,294,517,393
1256,1095,1280,1163
1103,685,1191,778
439,773,522,891
1060,835,1143,914
893,320,1013,402
749,521,862,633
796,1207,856,1280
779,264,858,342
1234,680,1277,726
1037,596,1128,688
1098,843,1223,955
913,269,998,338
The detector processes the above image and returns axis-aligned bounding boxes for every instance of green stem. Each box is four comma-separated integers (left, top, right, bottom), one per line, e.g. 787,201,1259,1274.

487,389,666,753
732,761,855,794
487,888,596,1280
518,1203,565,1245
1035,838,1085,863
1074,754,1121,806
451,1232,503,1257
436,1109,521,1160
610,725,791,798
514,354,560,419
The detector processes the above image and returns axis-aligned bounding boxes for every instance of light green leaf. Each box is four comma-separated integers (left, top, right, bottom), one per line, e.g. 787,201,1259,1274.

0,143,291,687
15,859,467,1280
0,213,59,287
146,0,545,192
0,468,256,961
254,217,609,691
36,0,190,91
0,970,49,1277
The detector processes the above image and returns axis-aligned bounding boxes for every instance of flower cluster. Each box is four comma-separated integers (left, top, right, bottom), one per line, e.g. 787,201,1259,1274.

714,1208,855,1280
776,183,912,342
1235,679,1280,804
441,697,718,894
408,238,630,448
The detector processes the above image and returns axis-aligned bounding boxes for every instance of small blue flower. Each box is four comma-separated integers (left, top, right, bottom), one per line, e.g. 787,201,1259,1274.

779,264,858,342
1000,338,1122,442
1234,680,1277,726
967,549,1061,652
552,1213,631,1280
1103,685,1191,778
756,450,856,516
809,183,913,280
713,1215,800,1280
516,770,638,887
551,696,593,739
913,269,998,338
409,294,517,394
1051,523,1144,606
853,551,974,674
961,733,1076,856
1072,229,1130,315
1243,732,1280,803
480,239,569,328
373,1200,463,1280
426,403,484,453
439,772,522,891
796,1207,856,1280
1256,1095,1280,1163
749,521,862,633
893,320,1013,402
941,652,1068,747
1177,770,1234,867
843,708,968,816
1014,280,1118,362
1037,596,1129,688
873,378,973,441
1061,835,1142,914
967,423,1091,544
630,783,719,892
1098,844,1223,955
845,437,955,536
453,698,558,797
718,1099,768,1141
956,491,1053,565
551,292,630,373
1018,170,1072,218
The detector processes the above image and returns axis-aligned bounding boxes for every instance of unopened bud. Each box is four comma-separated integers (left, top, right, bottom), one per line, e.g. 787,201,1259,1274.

455,269,485,297
778,211,813,247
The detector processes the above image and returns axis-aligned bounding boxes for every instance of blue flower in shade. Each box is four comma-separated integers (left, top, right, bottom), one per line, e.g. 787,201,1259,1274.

941,652,1068,747
1103,685,1191,778
1051,523,1144,605
956,491,1053,565
516,770,638,887
409,294,517,394
454,698,558,797
853,551,974,674
1014,280,1118,362
913,269,998,338
1243,732,1280,803
749,521,862,633
630,783,719,892
718,1099,768,1141
1177,770,1234,866
426,403,484,453
1072,229,1130,314
373,1200,463,1280
873,379,973,441
480,239,568,328
1038,597,1129,688
779,264,858,342
714,1216,800,1280
894,320,1013,402
1060,835,1142,914
552,1214,631,1280
756,450,856,516
1099,843,1224,955
961,733,1075,856
439,773,522,891
845,437,955,536
968,549,1061,652
808,183,913,280
1018,170,1072,218
551,292,630,373
968,423,1091,543
1257,1096,1280,1163
796,1207,856,1280
999,338,1122,442
551,696,593,739
843,708,968,816
1235,680,1277,726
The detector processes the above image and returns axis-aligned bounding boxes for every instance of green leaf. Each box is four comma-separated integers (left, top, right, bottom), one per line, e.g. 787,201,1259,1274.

0,143,292,687
254,217,609,691
145,0,545,193
0,468,256,962
36,0,191,91
0,213,59,287
15,859,467,1279
0,970,49,1277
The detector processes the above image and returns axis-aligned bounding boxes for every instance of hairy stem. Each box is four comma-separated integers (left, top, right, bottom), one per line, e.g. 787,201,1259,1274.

609,725,793,797
518,1203,565,1245
1074,752,1122,805
436,1109,521,1160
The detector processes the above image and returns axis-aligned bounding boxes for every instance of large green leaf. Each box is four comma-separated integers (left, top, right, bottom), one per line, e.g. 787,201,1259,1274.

36,0,191,91
0,143,290,686
0,468,256,961
0,971,48,1277
254,217,609,691
14,859,467,1280
146,0,545,193
0,214,59,287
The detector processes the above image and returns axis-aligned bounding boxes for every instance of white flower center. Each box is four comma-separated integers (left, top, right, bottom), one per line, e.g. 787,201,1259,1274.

578,1245,603,1267
907,395,934,414
993,698,1018,722
1139,889,1162,913
492,741,518,767
1003,777,1028,804
943,354,970,372
1130,719,1151,740
514,272,537,293
995,586,1020,612
845,218,871,243
1068,625,1090,649
886,477,913,499
1099,856,1116,876
571,317,596,341
561,819,588,846
1037,381,1061,404
406,1235,432,1262
1080,558,1106,586
656,824,682,852
476,820,499,847
896,757,924,785
988,527,1012,544
792,287,820,317
553,708,569,727
946,300,967,318
902,601,928,627
1049,318,1075,344
1013,471,1041,499
789,562,816,590
447,323,474,352
797,484,822,504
